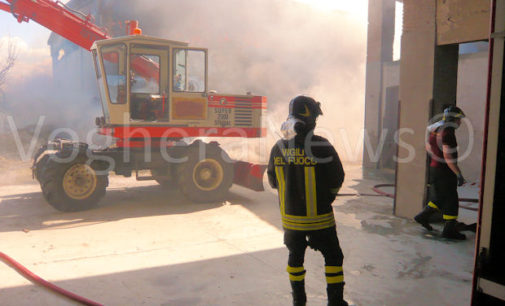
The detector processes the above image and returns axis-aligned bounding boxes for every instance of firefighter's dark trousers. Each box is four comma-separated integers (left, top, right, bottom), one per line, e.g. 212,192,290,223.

428,167,459,220
284,227,344,285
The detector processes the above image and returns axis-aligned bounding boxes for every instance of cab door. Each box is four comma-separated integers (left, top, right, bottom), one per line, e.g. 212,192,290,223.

97,43,129,125
128,44,170,123
170,48,208,123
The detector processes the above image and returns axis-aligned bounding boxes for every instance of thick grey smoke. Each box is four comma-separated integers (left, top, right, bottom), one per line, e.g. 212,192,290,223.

117,0,366,104
1,0,366,163
115,0,367,161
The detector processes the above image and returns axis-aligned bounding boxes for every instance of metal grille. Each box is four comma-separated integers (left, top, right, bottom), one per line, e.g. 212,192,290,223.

234,99,253,127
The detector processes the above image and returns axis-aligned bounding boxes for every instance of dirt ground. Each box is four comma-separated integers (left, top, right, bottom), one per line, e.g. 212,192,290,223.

0,156,33,185
0,164,478,306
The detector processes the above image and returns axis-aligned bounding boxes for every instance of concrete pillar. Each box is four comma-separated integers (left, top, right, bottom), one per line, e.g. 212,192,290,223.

432,44,459,115
394,0,437,218
363,0,395,175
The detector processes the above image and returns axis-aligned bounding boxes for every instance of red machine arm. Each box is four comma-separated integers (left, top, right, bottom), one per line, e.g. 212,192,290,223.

0,2,9,13
0,0,109,50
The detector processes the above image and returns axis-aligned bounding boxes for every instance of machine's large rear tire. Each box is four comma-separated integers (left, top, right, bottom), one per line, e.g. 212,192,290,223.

36,155,108,212
177,144,233,203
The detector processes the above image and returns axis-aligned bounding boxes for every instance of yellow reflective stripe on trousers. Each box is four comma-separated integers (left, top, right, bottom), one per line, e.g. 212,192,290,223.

289,274,306,281
304,167,317,217
286,266,305,273
326,275,344,284
325,266,343,274
428,201,439,209
275,166,286,216
443,215,458,220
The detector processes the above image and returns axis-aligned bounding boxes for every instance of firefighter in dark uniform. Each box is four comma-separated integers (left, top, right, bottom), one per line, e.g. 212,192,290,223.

414,106,467,240
267,96,347,306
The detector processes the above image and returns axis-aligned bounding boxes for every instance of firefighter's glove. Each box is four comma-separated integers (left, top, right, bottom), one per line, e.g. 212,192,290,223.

330,187,341,195
457,173,466,186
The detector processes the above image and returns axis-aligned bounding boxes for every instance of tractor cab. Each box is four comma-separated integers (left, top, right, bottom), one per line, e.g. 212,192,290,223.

91,35,208,126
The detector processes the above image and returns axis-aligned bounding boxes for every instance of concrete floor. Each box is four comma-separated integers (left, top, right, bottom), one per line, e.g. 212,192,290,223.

0,165,477,305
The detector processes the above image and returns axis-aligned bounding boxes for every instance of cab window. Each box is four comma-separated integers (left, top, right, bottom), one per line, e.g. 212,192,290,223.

130,54,160,94
93,50,109,119
173,49,206,93
101,45,126,104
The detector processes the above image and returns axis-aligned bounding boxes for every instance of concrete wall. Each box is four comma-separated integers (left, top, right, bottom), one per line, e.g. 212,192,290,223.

378,62,400,171
394,0,437,218
457,51,489,183
374,50,488,183
392,1,490,218
363,0,396,173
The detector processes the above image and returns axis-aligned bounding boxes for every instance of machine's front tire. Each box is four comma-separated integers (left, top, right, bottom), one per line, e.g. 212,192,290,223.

177,144,233,203
37,155,108,212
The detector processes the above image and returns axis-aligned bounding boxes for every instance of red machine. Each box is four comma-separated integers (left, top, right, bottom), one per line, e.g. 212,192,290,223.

1,0,267,211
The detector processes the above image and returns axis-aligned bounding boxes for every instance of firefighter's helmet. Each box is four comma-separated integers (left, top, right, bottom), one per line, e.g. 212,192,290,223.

281,95,322,138
443,106,465,122
289,95,323,121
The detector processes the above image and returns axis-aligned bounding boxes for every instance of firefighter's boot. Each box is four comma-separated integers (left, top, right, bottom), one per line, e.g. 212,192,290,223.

414,206,437,231
327,283,348,306
442,220,466,240
290,280,306,306
456,221,477,232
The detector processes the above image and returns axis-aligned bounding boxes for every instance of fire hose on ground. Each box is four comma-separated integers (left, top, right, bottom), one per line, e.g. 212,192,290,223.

0,184,479,305
0,251,102,306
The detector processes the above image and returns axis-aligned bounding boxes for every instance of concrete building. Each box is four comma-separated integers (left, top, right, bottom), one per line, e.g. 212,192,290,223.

47,0,148,107
395,0,491,218
363,0,490,217
48,0,98,96
364,2,505,302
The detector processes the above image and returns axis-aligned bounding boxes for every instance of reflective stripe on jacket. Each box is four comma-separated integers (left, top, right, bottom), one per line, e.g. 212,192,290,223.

267,135,345,231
